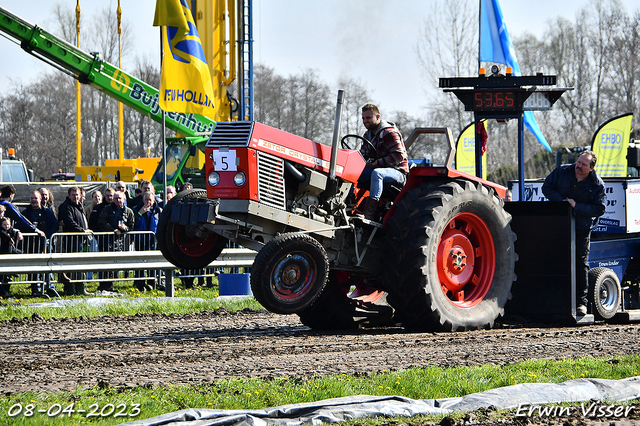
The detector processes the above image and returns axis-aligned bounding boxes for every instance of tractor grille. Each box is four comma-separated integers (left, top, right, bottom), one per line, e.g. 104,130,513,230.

207,121,253,147
257,151,286,210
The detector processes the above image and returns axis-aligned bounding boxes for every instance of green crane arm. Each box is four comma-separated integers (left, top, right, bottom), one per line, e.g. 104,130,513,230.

0,6,216,137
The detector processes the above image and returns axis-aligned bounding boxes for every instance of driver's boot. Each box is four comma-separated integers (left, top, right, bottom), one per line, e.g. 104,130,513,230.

363,197,379,221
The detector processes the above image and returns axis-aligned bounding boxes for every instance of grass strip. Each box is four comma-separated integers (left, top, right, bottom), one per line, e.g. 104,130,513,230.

0,277,263,321
1,355,639,425
0,296,262,321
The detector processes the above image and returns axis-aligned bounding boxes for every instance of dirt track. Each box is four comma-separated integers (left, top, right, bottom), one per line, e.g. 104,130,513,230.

2,309,640,397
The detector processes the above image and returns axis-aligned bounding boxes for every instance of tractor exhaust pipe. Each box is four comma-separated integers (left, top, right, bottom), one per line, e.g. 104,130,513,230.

329,90,344,181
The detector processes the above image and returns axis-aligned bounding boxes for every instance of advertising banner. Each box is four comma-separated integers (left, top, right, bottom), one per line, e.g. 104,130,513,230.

592,113,633,177
455,121,487,180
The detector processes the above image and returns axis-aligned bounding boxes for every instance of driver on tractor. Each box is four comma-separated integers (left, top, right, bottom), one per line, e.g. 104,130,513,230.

356,104,409,221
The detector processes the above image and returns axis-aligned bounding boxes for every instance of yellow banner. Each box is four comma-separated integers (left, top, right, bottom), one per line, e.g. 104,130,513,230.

592,113,633,177
153,0,189,32
455,121,487,180
154,0,215,117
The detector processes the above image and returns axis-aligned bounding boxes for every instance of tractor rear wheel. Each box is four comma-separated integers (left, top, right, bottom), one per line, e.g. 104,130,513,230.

588,267,621,320
156,189,228,269
383,178,517,331
251,233,329,314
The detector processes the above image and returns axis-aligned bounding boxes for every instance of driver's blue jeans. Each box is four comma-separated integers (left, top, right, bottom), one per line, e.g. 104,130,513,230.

357,167,406,199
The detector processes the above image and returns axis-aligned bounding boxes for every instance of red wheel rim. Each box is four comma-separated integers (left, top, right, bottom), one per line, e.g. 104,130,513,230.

270,251,317,303
173,224,219,257
436,212,495,308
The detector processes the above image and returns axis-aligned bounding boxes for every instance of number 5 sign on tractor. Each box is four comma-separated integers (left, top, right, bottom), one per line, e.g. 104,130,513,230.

212,150,237,172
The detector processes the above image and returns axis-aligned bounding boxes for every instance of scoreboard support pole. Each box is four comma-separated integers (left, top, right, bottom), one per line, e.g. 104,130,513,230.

518,115,525,201
475,117,482,178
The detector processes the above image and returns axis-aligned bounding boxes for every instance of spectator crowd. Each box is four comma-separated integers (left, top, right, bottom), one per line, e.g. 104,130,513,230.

0,181,178,298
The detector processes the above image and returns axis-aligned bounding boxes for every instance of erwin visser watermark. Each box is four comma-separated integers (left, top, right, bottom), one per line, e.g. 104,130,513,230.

516,402,635,418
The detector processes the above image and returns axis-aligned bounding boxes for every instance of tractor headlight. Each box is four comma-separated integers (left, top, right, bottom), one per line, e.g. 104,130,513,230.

234,171,246,187
208,171,220,187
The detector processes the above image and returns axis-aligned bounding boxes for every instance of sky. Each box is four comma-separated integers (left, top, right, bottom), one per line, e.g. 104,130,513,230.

0,0,638,117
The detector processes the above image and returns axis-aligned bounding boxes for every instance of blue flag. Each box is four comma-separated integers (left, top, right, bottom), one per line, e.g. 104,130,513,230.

480,0,551,152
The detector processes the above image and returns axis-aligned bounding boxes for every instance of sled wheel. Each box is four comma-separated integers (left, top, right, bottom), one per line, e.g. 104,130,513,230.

588,267,621,320
383,178,517,331
156,189,228,269
298,272,357,330
251,233,329,314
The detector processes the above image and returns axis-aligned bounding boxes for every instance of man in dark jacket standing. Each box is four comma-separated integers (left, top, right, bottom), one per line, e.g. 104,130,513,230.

58,186,93,296
97,191,135,292
22,190,59,239
89,187,114,232
542,151,606,316
133,192,161,249
89,187,116,292
133,192,162,291
97,191,135,246
22,190,59,295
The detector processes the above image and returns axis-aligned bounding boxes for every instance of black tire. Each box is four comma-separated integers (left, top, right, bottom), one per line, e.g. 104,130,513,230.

156,189,228,269
588,267,621,320
251,233,329,314
383,178,517,331
297,273,357,330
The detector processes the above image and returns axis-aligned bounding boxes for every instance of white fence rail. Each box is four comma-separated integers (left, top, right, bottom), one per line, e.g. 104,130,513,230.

1,231,256,297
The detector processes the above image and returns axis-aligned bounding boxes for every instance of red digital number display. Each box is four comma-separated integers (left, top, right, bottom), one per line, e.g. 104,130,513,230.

473,91,516,110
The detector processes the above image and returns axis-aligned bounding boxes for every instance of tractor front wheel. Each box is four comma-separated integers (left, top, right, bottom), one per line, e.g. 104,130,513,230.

251,233,329,314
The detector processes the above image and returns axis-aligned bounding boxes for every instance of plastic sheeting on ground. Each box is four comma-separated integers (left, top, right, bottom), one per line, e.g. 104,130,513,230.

121,376,640,426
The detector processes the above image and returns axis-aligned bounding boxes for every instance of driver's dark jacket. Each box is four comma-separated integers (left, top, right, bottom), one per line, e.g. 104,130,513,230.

542,164,606,231
360,120,409,174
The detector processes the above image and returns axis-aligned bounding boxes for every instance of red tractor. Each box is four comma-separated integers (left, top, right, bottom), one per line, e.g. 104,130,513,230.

157,95,517,331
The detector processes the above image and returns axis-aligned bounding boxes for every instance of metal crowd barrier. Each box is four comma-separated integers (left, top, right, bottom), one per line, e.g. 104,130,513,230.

2,232,256,297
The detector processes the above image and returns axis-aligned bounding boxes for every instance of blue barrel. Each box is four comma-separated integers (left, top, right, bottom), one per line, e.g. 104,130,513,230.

218,273,252,296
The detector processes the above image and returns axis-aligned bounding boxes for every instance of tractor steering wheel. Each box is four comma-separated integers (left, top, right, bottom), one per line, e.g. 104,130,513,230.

340,134,377,159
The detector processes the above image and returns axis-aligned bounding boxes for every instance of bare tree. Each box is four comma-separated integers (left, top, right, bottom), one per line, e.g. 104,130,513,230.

336,77,370,137
416,0,477,133
127,57,163,159
604,8,640,119
296,69,334,143
254,67,334,144
30,75,77,174
253,64,288,130
0,85,36,167
516,0,638,149
0,75,76,178
49,2,136,168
